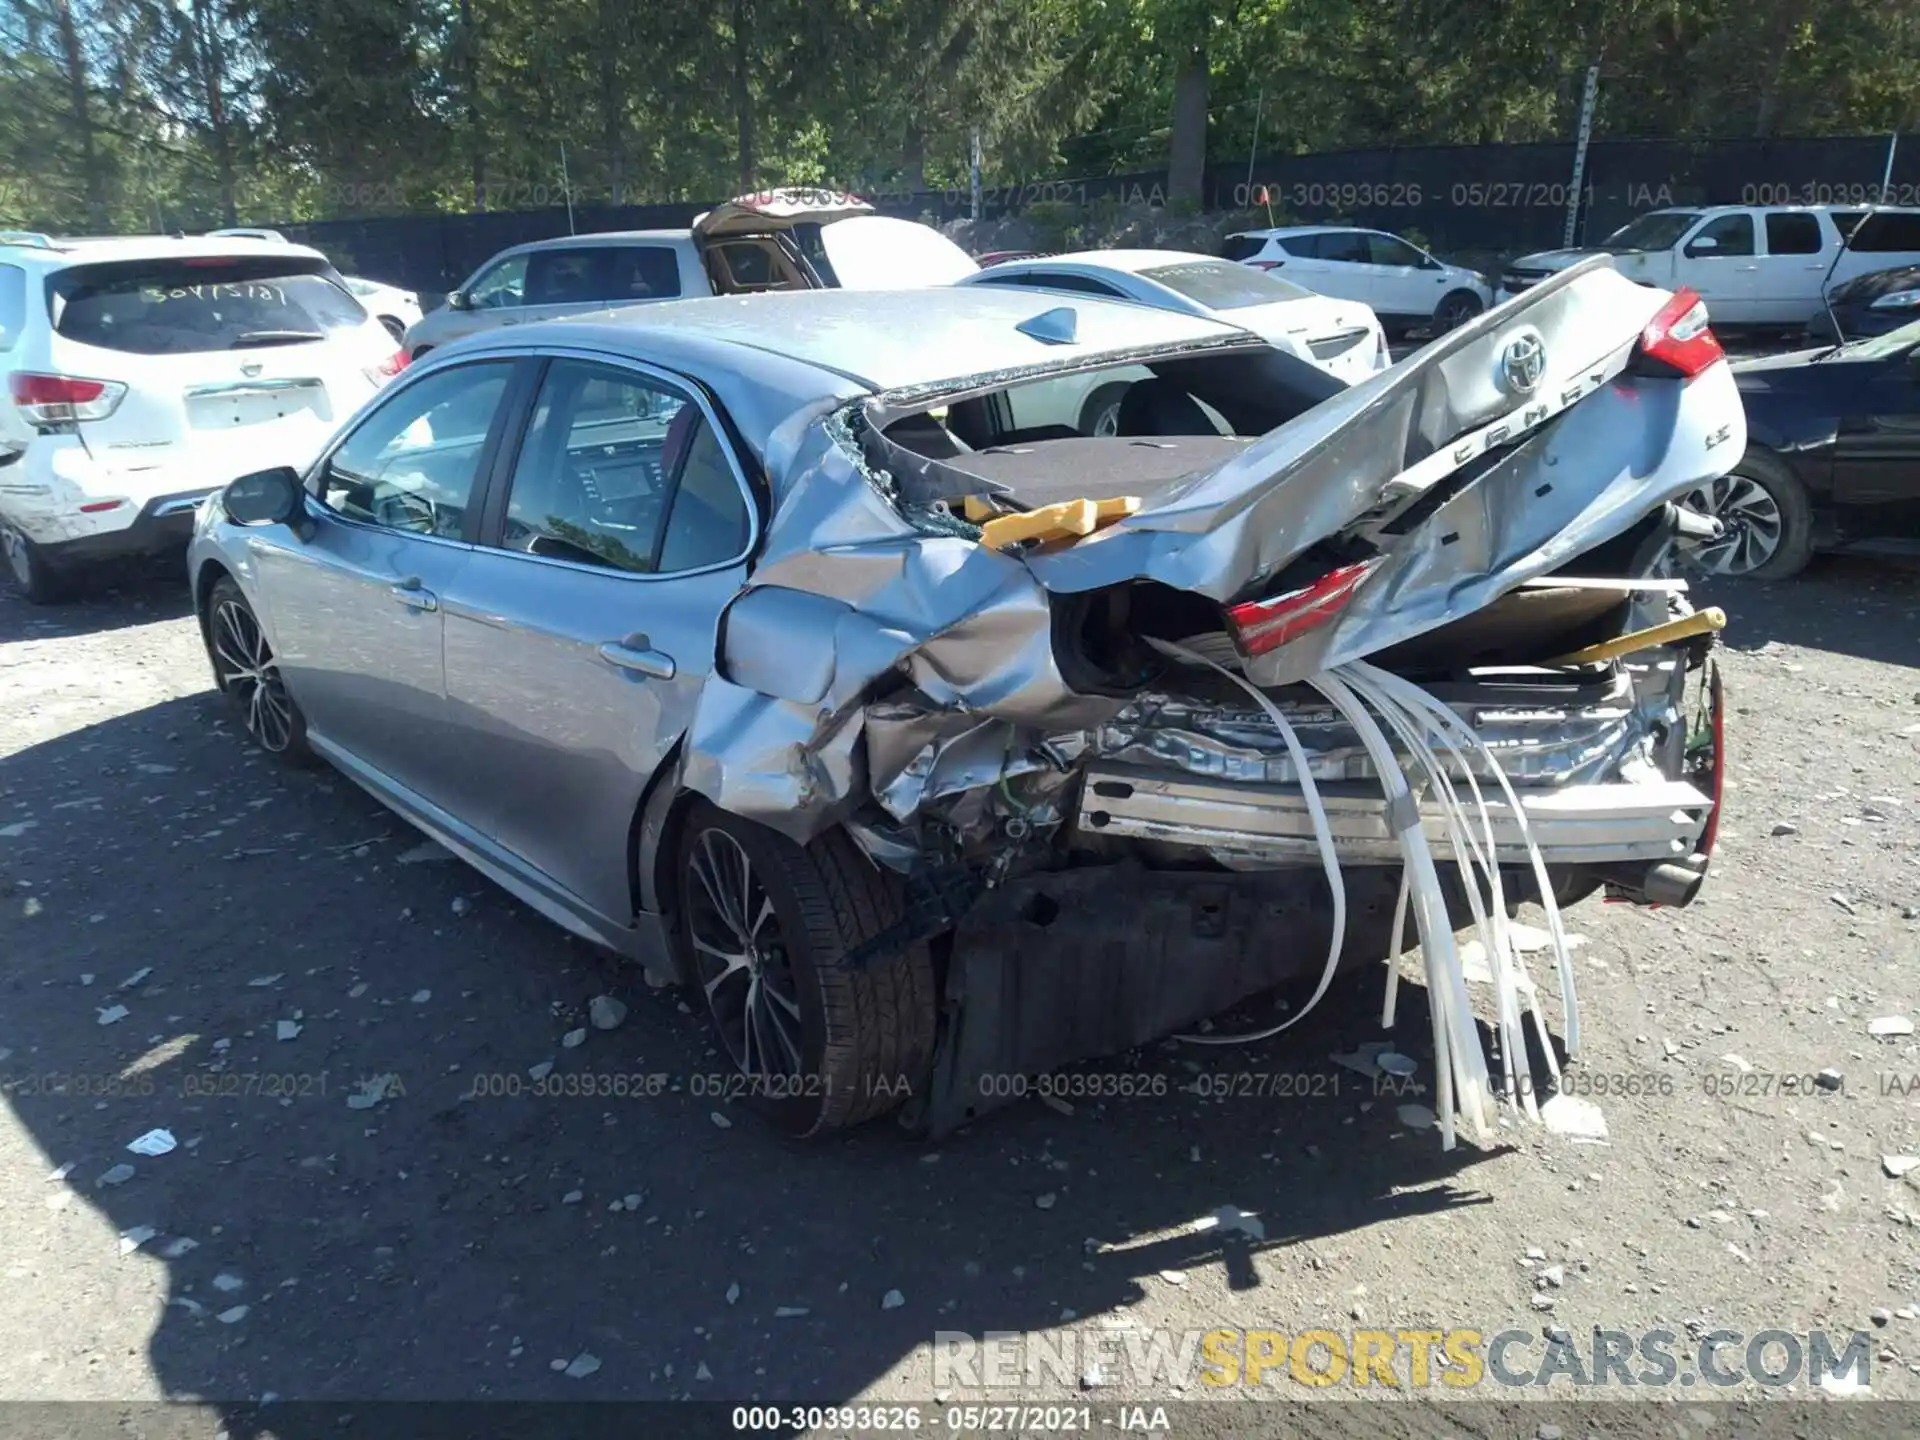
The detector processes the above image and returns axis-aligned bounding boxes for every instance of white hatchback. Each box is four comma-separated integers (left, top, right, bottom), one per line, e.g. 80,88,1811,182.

0,233,405,601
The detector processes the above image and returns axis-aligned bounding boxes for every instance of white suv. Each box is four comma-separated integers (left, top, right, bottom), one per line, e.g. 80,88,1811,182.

1221,226,1494,337
0,233,405,601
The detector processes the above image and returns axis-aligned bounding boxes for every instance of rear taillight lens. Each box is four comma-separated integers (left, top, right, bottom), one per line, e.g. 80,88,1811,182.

1637,288,1723,378
1225,558,1383,657
7,371,128,425
368,349,410,385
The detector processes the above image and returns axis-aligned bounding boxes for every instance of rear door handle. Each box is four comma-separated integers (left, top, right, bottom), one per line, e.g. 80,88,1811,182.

598,638,676,680
390,578,438,612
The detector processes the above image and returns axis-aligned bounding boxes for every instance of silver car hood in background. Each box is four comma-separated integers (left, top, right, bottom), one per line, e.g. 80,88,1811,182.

681,257,1745,845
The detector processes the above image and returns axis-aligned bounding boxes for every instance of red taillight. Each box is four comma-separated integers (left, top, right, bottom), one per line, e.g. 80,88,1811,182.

379,349,410,377
11,372,106,406
1638,288,1723,378
1225,558,1383,657
78,499,125,513
7,371,127,424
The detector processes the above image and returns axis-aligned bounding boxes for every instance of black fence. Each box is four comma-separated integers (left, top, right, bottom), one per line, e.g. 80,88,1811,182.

278,133,1915,295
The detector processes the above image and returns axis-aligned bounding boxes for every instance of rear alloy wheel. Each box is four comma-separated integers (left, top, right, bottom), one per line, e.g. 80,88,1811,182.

2,523,66,604
1433,290,1484,333
1676,448,1814,581
673,801,936,1137
206,577,314,762
1079,383,1132,438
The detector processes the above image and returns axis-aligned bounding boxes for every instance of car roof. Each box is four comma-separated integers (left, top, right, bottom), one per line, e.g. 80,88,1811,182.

489,230,694,260
451,285,1250,394
0,233,330,269
1227,226,1371,239
987,248,1222,275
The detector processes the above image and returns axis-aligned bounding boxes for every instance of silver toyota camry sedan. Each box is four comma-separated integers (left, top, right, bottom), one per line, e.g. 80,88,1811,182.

188,267,1739,1144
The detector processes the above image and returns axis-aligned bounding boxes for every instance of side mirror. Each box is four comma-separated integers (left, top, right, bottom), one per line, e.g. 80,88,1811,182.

446,289,471,311
1687,236,1720,255
222,466,303,528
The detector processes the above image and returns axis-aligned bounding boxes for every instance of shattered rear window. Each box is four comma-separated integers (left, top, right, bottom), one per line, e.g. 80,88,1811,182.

1138,260,1315,310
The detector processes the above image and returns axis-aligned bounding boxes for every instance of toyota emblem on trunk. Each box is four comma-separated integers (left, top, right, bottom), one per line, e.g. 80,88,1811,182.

1498,330,1547,395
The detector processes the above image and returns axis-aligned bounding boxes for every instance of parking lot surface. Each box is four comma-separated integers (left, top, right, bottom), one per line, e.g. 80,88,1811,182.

1,552,1917,1429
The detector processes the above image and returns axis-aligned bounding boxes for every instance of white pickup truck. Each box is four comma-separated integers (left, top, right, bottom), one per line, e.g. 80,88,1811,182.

1499,205,1920,326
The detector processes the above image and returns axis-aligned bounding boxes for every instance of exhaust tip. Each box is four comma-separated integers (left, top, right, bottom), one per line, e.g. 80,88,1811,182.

1602,854,1709,908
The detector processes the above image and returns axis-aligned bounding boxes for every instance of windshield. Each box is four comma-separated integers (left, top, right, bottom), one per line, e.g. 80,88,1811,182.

1600,211,1703,253
49,256,369,355
1138,260,1314,310
1830,316,1920,361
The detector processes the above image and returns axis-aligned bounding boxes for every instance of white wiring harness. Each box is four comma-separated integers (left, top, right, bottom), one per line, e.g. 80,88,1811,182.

1149,639,1581,1151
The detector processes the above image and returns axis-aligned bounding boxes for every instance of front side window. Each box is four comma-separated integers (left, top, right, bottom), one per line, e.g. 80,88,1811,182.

317,361,513,538
1602,211,1703,253
1687,214,1755,258
1220,235,1265,262
499,359,748,574
467,255,528,309
48,256,369,355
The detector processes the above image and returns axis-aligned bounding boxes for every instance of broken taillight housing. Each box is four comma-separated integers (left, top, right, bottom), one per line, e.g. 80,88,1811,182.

8,371,127,425
1635,288,1723,378
1225,558,1383,657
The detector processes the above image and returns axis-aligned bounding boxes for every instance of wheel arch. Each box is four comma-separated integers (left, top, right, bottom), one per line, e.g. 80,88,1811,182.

630,735,698,926
192,557,236,645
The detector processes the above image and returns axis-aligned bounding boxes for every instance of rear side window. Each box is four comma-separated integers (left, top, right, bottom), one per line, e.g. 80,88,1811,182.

602,246,681,300
1850,212,1920,252
0,264,25,351
500,359,748,575
523,249,602,306
524,246,682,305
1765,213,1822,255
1219,235,1265,262
47,256,369,356
1025,272,1127,297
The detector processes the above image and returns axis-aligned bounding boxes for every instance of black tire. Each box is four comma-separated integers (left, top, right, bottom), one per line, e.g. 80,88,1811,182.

204,577,316,764
1433,289,1484,333
378,315,406,343
1,524,68,604
1077,383,1132,438
1678,447,1815,581
671,801,936,1136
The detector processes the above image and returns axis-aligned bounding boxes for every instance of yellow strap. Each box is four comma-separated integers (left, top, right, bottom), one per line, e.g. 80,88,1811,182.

972,494,1141,550
1549,606,1726,666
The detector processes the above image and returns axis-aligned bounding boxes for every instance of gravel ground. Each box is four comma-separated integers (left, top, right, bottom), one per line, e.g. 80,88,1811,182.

0,549,1917,1432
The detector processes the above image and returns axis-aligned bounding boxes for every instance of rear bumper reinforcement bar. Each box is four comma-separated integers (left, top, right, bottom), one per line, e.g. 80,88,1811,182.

1075,764,1713,866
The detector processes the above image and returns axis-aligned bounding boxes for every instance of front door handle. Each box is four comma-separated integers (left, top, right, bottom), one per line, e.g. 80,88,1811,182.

598,637,676,680
390,578,438,612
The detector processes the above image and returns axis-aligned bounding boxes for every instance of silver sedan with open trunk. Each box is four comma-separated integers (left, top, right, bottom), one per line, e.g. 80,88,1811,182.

187,263,1741,1143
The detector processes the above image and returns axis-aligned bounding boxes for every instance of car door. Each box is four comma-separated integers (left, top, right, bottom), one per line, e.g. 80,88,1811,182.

1282,231,1375,306
1831,349,1920,535
436,353,757,926
248,358,523,800
1675,212,1761,322
1363,232,1444,321
1751,212,1830,325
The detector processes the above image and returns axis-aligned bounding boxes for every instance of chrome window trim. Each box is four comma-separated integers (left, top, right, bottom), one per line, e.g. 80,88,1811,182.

465,343,762,584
